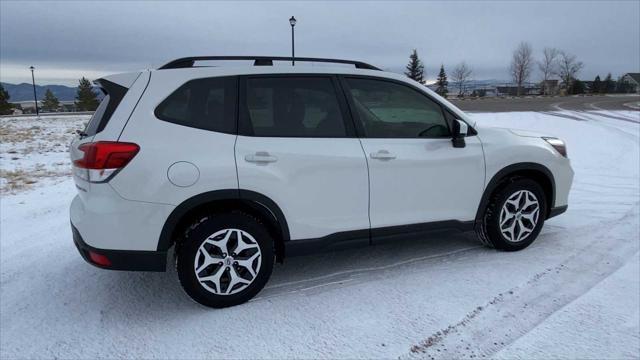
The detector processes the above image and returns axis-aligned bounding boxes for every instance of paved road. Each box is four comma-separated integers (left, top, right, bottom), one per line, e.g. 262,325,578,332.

451,95,640,113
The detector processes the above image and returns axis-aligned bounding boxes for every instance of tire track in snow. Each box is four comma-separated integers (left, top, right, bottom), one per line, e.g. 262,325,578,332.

253,245,482,301
402,205,640,360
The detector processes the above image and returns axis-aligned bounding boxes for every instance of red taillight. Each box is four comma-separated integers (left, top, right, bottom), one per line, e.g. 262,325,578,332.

72,141,139,183
73,141,139,169
88,251,112,267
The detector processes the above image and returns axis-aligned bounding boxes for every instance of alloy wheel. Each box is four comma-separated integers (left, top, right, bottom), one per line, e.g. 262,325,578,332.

499,190,540,242
193,228,262,295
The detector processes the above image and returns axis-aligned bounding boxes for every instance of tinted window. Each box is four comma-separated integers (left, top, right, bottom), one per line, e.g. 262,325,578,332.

83,80,128,136
156,77,237,133
346,78,450,138
84,94,110,136
243,77,347,137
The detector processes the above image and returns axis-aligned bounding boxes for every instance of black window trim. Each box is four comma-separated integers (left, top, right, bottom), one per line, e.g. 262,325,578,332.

338,74,477,139
86,79,129,136
237,73,357,138
153,76,239,135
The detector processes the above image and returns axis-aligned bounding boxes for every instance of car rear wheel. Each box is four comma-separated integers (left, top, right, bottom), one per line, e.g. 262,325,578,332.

476,178,547,251
176,212,274,308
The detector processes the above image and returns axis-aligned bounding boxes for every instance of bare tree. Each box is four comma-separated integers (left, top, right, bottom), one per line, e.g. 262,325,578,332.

451,62,472,97
557,51,584,95
509,42,534,96
538,47,559,95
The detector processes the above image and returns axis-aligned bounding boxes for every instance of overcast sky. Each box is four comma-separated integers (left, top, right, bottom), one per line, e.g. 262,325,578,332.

1,1,639,86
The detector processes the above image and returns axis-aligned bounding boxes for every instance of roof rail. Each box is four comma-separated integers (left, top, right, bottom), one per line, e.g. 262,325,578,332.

158,56,381,71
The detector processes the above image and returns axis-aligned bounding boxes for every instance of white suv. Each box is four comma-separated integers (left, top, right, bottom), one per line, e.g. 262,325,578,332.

70,56,573,308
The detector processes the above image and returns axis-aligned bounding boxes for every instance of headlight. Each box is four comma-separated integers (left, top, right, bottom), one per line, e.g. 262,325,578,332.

543,137,567,158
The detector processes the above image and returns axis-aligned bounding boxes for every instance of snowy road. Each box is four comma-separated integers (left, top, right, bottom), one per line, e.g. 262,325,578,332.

1,110,639,359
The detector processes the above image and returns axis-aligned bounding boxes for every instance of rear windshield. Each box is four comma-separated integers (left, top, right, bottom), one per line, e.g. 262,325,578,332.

83,80,128,136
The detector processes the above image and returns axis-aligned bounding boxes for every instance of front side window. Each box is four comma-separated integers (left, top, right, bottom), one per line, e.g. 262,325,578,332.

155,76,237,133
345,78,450,138
242,77,347,137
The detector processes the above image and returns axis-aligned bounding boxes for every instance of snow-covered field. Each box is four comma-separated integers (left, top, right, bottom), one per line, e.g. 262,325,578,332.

1,110,639,359
0,115,88,193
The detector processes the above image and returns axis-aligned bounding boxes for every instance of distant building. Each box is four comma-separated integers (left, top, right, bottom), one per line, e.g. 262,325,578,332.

471,87,497,97
14,100,78,114
496,84,540,96
620,73,640,93
540,80,559,95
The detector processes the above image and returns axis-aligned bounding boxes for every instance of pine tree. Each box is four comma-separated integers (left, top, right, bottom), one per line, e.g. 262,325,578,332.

604,73,615,94
41,89,60,112
435,64,448,97
75,77,99,111
0,84,12,115
592,75,602,94
571,78,585,94
404,49,425,83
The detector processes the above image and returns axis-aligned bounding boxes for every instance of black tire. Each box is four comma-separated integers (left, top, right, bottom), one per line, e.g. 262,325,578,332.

176,212,274,308
476,178,547,251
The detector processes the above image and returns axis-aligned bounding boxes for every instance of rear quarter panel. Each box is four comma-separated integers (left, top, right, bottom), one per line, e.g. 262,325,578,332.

111,71,238,205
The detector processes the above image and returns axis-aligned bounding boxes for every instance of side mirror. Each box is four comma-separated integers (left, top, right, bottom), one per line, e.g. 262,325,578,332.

452,119,468,148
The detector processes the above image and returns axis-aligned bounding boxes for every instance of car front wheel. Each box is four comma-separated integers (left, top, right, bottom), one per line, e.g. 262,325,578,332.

476,178,547,251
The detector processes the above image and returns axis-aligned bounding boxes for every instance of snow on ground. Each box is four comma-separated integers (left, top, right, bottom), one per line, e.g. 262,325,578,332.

0,115,89,193
0,110,639,359
493,252,640,359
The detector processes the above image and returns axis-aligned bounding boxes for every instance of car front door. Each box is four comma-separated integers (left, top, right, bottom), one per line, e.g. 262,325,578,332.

341,76,485,236
235,75,370,242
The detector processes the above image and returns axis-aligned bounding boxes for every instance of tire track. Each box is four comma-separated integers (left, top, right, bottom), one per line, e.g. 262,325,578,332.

402,202,640,359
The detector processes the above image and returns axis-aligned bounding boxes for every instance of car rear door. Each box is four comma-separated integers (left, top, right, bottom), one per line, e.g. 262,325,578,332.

341,76,485,236
235,75,370,241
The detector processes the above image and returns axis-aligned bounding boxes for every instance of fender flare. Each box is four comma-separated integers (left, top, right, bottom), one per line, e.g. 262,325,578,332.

475,162,556,223
157,189,290,251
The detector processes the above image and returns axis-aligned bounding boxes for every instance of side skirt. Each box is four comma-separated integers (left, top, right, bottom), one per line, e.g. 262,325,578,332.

285,220,474,257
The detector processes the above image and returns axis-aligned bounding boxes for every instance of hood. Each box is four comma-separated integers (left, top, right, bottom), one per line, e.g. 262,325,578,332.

474,124,553,138
507,128,555,138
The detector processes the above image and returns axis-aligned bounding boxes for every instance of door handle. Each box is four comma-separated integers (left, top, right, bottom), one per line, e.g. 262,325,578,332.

245,151,278,163
370,150,396,160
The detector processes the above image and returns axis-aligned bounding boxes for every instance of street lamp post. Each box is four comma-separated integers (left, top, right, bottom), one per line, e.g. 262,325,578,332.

29,66,39,116
289,16,297,66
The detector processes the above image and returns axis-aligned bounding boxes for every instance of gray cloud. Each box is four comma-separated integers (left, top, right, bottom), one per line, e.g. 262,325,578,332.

1,1,639,85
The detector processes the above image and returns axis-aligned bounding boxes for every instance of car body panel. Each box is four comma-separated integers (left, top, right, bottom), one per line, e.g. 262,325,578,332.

236,136,370,240
361,136,485,227
110,70,238,206
476,125,573,207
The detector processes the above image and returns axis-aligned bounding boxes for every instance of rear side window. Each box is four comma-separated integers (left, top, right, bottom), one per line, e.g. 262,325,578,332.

241,77,347,137
84,80,128,136
155,76,237,134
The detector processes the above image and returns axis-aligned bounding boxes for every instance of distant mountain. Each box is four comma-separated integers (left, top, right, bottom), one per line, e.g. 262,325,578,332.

1,82,103,102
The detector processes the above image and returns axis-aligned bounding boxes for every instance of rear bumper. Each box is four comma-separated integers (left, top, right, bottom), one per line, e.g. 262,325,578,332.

72,223,166,271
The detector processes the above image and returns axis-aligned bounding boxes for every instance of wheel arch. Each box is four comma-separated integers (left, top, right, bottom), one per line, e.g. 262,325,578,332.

158,189,290,262
475,162,556,223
